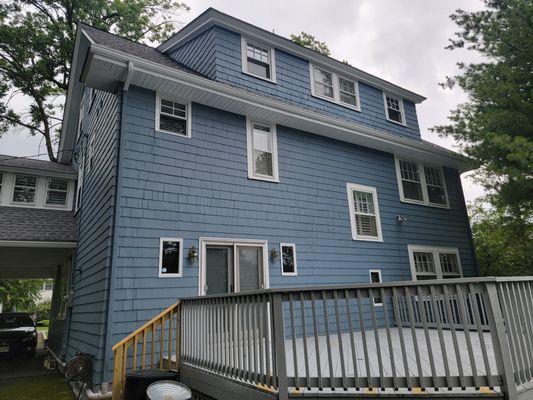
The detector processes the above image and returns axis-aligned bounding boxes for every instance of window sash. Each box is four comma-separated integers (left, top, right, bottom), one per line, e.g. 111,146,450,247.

348,183,382,241
409,246,462,280
12,174,37,203
397,158,448,207
313,67,334,98
251,122,275,178
46,178,69,206
385,95,404,124
157,97,189,136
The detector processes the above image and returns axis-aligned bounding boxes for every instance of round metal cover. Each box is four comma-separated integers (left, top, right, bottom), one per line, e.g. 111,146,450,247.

146,380,191,400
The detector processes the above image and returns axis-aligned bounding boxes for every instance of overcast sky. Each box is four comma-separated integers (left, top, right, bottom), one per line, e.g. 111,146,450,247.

0,0,486,202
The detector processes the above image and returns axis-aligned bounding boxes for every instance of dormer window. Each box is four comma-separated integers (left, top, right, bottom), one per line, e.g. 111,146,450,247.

12,174,37,204
310,64,360,111
46,178,69,206
384,94,406,125
241,38,276,82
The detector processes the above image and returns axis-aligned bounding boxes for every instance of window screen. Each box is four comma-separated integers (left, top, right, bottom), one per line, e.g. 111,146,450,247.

46,178,69,206
158,98,187,136
313,67,334,98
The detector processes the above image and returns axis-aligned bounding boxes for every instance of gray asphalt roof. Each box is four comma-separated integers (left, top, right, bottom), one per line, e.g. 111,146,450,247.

0,154,76,177
0,206,77,243
80,24,203,77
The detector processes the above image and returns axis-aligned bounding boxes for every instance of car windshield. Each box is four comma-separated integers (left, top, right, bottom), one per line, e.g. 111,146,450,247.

0,315,34,329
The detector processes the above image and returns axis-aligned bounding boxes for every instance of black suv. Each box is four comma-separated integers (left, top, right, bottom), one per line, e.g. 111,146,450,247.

0,313,38,358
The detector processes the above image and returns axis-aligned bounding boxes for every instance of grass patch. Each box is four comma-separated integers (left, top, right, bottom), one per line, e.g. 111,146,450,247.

0,374,74,400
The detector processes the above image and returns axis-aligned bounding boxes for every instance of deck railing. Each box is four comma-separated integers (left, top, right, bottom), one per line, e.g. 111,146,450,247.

179,277,533,400
111,301,181,400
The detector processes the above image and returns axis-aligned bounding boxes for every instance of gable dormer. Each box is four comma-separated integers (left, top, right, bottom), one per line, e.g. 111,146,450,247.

160,8,425,141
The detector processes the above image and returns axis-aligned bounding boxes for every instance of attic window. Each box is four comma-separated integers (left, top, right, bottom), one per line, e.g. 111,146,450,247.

156,96,191,137
241,38,276,82
384,94,406,125
12,174,37,204
46,178,69,206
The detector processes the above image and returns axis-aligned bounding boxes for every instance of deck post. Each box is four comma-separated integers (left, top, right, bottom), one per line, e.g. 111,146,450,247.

272,293,289,400
484,282,518,400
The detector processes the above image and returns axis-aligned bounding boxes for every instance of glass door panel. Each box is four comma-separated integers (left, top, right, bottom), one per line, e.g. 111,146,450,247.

205,246,232,295
237,246,262,292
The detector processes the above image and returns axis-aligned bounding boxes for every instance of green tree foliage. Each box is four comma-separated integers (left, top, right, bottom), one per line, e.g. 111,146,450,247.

470,200,533,276
290,31,330,56
433,0,533,221
0,0,189,161
0,279,43,312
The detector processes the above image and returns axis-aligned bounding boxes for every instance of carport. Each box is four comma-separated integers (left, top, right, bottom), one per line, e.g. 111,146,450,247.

0,205,77,357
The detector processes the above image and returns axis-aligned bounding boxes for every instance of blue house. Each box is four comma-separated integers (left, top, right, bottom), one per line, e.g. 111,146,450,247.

43,7,500,399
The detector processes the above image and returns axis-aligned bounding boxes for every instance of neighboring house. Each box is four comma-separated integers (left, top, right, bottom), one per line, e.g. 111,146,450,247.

39,280,54,303
0,155,77,353
16,7,479,394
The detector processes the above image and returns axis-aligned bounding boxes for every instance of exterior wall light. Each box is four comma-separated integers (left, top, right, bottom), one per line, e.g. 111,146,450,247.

396,214,408,224
188,246,198,263
270,247,278,262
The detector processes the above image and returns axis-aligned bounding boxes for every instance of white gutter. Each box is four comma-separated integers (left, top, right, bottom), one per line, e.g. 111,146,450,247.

87,42,472,172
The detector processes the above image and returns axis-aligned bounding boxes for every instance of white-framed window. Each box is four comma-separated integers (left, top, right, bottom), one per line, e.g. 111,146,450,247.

383,93,406,125
246,119,279,182
346,182,383,242
155,95,191,137
46,178,69,207
408,245,463,281
309,64,360,111
12,174,37,204
241,37,276,83
159,237,183,278
394,157,449,208
369,269,383,306
280,243,297,276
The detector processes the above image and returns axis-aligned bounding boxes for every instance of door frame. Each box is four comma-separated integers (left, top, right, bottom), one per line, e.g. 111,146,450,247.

198,237,270,296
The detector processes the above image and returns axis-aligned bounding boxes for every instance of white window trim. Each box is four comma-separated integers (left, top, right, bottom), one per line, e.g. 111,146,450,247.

45,177,69,208
346,182,383,242
383,93,406,126
394,156,450,209
309,63,361,112
11,174,38,205
158,237,184,278
241,37,277,83
198,237,270,296
280,243,298,276
369,269,383,306
246,118,279,182
407,245,463,281
155,94,192,138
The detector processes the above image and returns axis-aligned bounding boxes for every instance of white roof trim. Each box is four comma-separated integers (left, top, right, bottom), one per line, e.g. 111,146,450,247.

157,8,426,104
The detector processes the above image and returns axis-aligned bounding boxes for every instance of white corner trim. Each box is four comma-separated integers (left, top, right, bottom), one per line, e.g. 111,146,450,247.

280,243,297,276
394,156,450,209
246,118,280,182
407,244,463,281
309,63,361,112
241,36,277,84
155,94,192,138
158,237,184,278
383,93,407,127
346,182,383,242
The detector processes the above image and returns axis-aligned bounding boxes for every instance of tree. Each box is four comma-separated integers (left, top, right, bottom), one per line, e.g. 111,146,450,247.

469,200,532,276
432,0,533,221
0,279,43,312
0,0,189,162
290,31,330,56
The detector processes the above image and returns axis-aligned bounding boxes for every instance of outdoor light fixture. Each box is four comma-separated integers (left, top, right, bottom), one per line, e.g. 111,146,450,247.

188,246,198,263
146,380,191,400
270,247,279,262
396,214,408,224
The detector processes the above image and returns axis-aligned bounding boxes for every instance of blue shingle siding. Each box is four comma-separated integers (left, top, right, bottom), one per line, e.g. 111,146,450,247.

67,89,121,384
101,85,474,380
169,26,421,140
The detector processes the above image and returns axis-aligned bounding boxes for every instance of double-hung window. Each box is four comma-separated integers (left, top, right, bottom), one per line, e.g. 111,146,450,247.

241,38,276,82
310,64,360,110
347,183,383,242
384,94,406,125
408,245,462,281
246,120,279,182
46,178,69,206
395,157,449,207
12,174,37,204
155,96,191,137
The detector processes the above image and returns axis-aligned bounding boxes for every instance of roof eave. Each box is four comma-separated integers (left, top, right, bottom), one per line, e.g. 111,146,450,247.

157,8,426,104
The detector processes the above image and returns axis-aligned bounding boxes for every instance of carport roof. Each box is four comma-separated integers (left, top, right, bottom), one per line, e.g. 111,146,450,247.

0,206,76,243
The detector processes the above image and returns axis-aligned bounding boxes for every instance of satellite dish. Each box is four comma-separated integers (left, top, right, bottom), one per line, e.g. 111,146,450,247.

146,380,191,400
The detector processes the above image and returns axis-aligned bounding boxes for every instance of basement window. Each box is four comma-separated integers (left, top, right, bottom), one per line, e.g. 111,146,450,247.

156,96,191,137
12,174,37,204
159,238,183,277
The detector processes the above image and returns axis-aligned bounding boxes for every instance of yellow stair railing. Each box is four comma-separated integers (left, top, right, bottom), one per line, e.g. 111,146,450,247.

112,301,181,400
